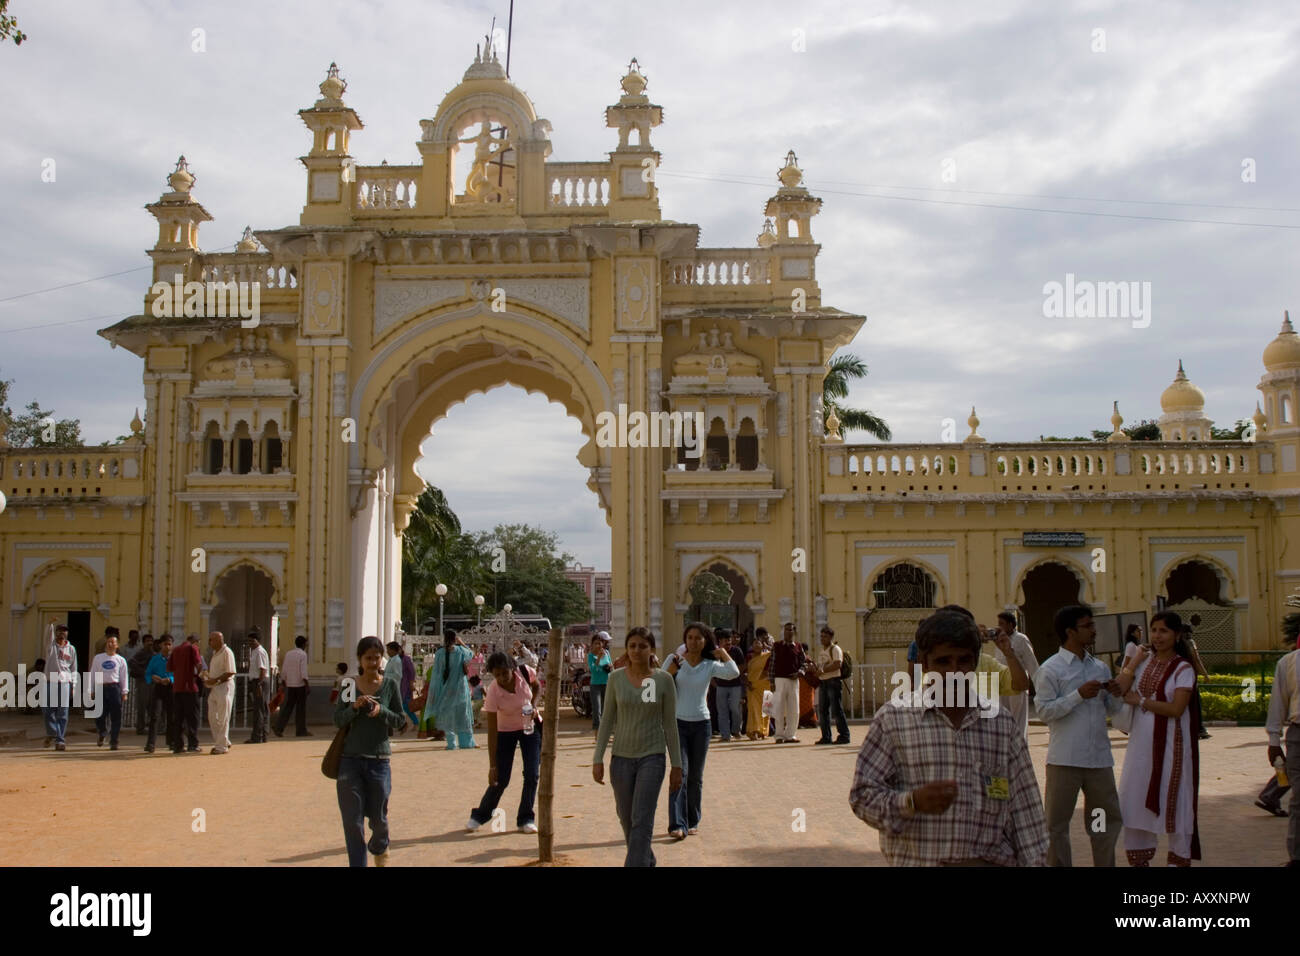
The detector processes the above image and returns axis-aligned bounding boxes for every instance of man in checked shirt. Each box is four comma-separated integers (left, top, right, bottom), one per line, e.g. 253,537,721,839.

850,609,1048,866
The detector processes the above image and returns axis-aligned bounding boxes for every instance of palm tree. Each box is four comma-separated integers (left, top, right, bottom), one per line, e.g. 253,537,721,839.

822,352,891,441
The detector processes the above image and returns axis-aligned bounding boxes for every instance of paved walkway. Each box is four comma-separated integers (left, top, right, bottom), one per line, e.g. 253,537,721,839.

0,714,1288,866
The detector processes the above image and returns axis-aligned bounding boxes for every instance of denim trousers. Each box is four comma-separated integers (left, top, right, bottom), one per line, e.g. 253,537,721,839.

44,705,69,743
610,752,665,867
471,729,541,827
668,718,710,833
716,685,743,740
590,682,606,729
95,684,123,744
816,680,850,741
336,755,391,867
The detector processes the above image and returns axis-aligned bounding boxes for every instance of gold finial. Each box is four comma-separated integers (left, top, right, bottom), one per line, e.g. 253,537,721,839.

621,57,647,96
130,408,144,437
1253,401,1267,431
778,150,803,189
1107,400,1128,442
756,217,777,248
825,407,842,442
319,62,347,101
964,406,986,444
167,156,195,194
236,226,259,253
1283,310,1294,334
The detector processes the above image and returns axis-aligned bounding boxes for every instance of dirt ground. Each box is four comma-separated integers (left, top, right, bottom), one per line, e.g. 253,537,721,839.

0,712,1289,867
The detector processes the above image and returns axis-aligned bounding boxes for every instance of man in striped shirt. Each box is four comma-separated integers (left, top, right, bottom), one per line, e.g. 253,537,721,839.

850,609,1048,866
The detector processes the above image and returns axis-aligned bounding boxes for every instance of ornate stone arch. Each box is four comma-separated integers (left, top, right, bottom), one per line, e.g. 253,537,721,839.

680,555,758,607
1013,555,1093,605
207,558,284,607
866,558,947,609
24,559,102,607
1157,553,1238,603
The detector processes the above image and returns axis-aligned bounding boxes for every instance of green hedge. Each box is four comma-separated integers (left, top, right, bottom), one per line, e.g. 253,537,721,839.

1199,673,1272,691
1199,690,1270,723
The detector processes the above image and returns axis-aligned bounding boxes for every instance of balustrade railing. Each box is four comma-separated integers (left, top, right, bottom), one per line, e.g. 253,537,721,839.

545,162,611,209
666,249,772,287
196,256,298,289
825,440,1269,496
354,165,421,211
3,445,146,500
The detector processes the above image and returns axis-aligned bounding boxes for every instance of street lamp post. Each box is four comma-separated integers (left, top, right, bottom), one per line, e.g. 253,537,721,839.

475,593,485,628
436,582,448,637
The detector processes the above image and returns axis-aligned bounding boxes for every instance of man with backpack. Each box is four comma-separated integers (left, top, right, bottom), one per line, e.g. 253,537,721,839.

814,626,851,745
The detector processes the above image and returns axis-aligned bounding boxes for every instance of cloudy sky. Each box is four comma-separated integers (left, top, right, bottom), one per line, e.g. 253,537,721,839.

2,0,1297,568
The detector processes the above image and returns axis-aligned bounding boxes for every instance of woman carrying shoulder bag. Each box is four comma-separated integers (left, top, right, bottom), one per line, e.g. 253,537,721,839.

333,636,406,867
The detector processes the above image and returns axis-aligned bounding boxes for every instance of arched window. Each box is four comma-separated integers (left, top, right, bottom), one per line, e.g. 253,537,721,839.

1282,394,1292,424
262,421,284,474
871,563,938,609
705,417,729,471
232,421,254,475
736,418,758,471
203,422,223,474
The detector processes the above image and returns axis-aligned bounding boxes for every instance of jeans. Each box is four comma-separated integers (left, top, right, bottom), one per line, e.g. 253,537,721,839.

817,679,850,742
95,684,123,745
147,684,175,750
610,753,665,867
336,756,391,867
44,680,71,744
248,677,269,741
668,718,710,833
716,685,743,740
590,682,606,730
172,690,200,751
274,685,310,735
471,729,540,827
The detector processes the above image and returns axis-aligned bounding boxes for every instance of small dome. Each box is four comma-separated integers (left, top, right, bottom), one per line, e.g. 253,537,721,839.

1160,360,1205,413
1263,311,1300,371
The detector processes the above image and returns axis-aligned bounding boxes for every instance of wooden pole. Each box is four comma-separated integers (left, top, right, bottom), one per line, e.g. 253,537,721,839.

537,626,563,863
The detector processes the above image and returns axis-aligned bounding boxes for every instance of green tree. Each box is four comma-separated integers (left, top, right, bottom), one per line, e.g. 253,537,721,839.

1089,419,1161,442
0,0,26,46
1210,420,1252,441
822,352,891,440
474,523,591,627
1,376,83,446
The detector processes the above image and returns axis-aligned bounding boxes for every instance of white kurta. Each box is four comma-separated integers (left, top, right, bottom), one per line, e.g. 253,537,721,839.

207,646,237,750
1118,656,1197,835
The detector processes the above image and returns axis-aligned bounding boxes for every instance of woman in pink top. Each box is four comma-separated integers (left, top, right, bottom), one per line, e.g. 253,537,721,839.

466,651,542,834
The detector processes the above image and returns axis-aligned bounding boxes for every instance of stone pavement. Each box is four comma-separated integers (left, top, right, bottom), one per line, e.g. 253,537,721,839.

0,713,1288,866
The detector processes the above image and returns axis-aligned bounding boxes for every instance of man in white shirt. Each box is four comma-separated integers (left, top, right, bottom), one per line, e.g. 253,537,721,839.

512,640,539,669
566,640,586,678
273,635,312,737
1266,639,1299,864
245,631,271,744
1033,604,1124,866
991,611,1040,740
89,629,129,750
43,622,78,751
204,631,237,754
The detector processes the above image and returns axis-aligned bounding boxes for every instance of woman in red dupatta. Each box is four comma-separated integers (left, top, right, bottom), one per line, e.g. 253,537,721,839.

1113,611,1202,866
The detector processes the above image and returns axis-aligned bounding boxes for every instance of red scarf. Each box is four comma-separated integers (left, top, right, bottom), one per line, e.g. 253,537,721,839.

1141,655,1201,858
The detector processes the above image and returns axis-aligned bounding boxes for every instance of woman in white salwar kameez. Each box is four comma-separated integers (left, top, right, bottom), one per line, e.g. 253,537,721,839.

1114,611,1202,867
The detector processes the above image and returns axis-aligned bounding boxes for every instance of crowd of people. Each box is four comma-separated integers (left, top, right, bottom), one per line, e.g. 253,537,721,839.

32,603,1297,870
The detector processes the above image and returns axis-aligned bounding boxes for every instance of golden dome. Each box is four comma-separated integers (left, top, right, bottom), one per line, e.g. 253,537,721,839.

1262,311,1300,371
1160,360,1205,413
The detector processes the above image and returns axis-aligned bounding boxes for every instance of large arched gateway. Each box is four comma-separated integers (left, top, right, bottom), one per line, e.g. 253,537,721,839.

87,51,861,671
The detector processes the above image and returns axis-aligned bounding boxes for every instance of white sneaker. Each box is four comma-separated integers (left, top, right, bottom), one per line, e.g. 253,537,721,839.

465,817,483,832
520,821,538,834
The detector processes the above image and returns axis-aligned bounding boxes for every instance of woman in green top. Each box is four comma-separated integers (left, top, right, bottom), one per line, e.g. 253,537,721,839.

592,627,682,867
334,635,406,867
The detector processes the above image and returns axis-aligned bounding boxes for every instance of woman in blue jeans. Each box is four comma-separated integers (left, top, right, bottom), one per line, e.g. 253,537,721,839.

466,652,543,834
334,636,407,867
593,627,682,866
665,622,739,839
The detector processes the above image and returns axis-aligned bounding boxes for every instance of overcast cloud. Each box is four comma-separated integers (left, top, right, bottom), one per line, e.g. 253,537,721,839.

2,0,1297,568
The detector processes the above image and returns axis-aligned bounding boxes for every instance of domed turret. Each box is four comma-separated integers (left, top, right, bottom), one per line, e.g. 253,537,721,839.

1263,311,1300,371
1158,361,1212,441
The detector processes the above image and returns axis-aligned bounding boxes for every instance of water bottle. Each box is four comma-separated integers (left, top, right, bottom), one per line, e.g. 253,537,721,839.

522,701,535,735
1276,755,1289,789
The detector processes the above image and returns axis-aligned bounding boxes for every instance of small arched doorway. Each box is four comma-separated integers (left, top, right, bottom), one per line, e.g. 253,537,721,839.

1162,559,1236,650
1020,562,1082,661
210,565,276,671
686,563,754,645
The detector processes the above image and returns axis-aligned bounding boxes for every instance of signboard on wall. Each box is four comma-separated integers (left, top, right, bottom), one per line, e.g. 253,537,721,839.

1023,531,1086,547
1092,610,1147,657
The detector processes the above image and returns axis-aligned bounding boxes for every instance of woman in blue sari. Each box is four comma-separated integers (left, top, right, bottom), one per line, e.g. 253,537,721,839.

424,630,475,750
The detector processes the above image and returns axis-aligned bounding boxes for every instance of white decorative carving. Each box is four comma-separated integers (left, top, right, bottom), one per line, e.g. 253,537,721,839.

499,278,590,335
649,598,662,633
778,393,789,436
332,372,347,417
373,279,464,337
648,368,661,411
169,597,186,635
327,598,346,648
612,368,626,406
